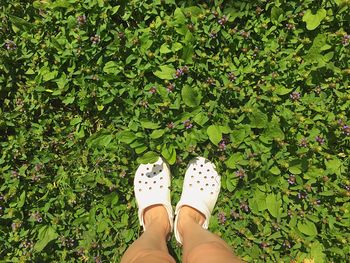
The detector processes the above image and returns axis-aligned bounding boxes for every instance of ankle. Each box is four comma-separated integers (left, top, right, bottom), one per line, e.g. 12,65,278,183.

144,205,171,235
177,206,206,237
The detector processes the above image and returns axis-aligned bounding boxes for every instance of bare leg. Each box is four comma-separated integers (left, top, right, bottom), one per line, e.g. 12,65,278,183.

178,206,243,263
121,205,176,263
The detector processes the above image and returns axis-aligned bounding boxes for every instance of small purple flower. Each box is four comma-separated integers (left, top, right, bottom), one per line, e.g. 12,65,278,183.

315,136,325,144
342,34,349,46
175,69,183,78
94,256,102,263
287,175,296,185
283,240,292,249
343,184,350,191
11,170,19,178
218,16,227,26
183,120,193,129
166,83,175,92
31,211,43,222
206,77,216,86
338,119,344,126
235,169,246,179
217,211,226,225
342,125,350,136
77,14,86,25
149,86,157,94
230,210,241,220
228,72,236,81
11,222,21,231
167,122,175,129
272,222,280,231
260,242,269,249
5,40,16,50
239,30,250,38
285,23,295,30
182,65,189,74
290,91,301,101
299,138,308,147
218,140,226,151
312,199,321,206
315,85,321,95
297,191,308,200
139,100,149,108
209,31,217,38
118,31,125,39
239,201,249,212
90,34,100,44
119,170,126,178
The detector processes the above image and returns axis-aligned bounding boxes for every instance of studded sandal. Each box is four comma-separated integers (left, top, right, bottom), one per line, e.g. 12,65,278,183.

174,156,221,244
134,157,174,232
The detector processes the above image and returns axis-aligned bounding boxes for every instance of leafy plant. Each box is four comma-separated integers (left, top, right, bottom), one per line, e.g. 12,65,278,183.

0,0,349,262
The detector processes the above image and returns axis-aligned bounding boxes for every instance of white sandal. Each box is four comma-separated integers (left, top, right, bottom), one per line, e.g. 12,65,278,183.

134,157,174,232
174,156,221,244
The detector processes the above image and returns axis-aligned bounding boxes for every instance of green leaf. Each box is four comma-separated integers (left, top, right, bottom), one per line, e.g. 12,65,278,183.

271,7,283,22
172,42,183,52
310,241,325,263
140,33,153,54
262,117,285,141
44,71,58,82
34,225,58,252
275,86,293,95
137,151,159,164
249,110,268,128
161,144,176,165
117,131,136,144
226,177,238,192
140,120,160,129
122,229,134,242
269,166,281,175
181,85,202,107
231,128,247,144
266,193,282,219
17,191,26,208
325,158,342,176
193,112,209,126
153,65,175,80
86,131,113,148
182,45,194,64
8,15,35,30
160,44,172,54
207,125,222,145
289,166,302,175
225,152,244,169
173,8,186,24
97,220,109,233
135,145,147,154
302,9,327,30
62,96,74,105
150,129,165,139
297,220,318,236
103,61,120,74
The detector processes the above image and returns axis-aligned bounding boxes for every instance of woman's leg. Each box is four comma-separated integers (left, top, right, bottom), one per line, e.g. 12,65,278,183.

121,205,176,263
178,206,242,263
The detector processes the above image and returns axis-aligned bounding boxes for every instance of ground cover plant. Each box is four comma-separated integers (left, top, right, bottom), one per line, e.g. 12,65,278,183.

1,0,349,262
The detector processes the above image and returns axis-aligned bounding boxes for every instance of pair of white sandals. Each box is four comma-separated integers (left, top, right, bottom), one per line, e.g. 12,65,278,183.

134,156,221,244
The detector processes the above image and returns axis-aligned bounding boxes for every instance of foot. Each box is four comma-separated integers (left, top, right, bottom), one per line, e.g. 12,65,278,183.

177,205,206,238
144,204,171,237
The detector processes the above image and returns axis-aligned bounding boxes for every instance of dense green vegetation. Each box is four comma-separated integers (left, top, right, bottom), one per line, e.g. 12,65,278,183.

1,0,349,262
